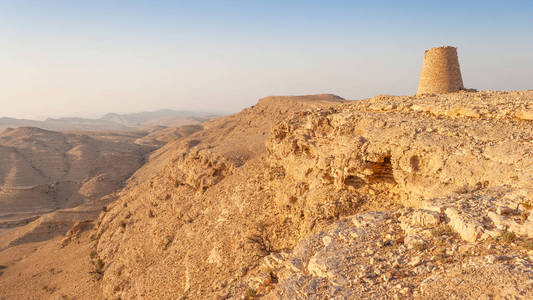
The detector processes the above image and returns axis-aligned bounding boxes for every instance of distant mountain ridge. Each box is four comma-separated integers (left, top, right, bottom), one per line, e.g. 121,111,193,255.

0,109,217,132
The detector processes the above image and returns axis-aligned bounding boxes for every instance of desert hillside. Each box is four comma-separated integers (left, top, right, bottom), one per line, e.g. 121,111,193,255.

0,109,215,132
0,124,203,250
101,109,213,128
1,91,533,299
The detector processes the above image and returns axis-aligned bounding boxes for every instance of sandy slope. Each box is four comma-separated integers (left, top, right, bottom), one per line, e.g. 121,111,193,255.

0,234,103,300
0,128,149,222
0,124,204,250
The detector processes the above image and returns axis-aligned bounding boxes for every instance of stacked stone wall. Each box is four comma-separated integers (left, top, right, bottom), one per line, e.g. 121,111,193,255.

417,46,464,94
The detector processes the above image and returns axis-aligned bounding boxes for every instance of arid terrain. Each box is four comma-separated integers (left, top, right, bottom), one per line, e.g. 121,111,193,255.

0,114,207,251
0,109,213,132
1,91,533,299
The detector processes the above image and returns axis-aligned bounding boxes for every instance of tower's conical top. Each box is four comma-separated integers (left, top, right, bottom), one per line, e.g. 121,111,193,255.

417,46,464,95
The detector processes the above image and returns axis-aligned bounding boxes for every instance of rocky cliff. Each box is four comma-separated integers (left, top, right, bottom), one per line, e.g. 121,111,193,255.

1,91,532,299
84,91,533,299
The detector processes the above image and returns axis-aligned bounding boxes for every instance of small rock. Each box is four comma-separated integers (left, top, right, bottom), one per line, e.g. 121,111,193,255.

404,235,427,250
485,255,496,264
381,272,392,283
322,236,333,247
409,256,422,267
392,258,402,268
410,210,441,227
363,277,376,285
445,207,483,242
497,206,514,215
458,244,475,255
413,265,426,275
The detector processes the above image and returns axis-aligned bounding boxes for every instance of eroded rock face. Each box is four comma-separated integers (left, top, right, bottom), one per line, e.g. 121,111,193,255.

90,91,533,299
267,90,533,207
256,210,533,300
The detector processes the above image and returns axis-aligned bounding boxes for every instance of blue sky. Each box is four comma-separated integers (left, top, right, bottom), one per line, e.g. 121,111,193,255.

1,1,531,119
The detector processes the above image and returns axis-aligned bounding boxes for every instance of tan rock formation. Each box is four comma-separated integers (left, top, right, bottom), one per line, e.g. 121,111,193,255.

2,91,533,300
83,91,533,299
417,46,464,95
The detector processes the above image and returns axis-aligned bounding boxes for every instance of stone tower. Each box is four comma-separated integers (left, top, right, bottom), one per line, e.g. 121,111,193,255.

417,46,464,95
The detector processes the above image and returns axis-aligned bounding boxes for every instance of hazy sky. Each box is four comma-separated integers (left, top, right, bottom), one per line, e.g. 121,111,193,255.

1,1,532,119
